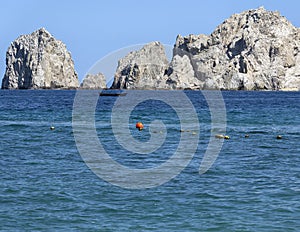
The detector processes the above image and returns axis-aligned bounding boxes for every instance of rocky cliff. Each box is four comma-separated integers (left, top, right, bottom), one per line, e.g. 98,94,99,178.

2,28,79,89
171,6,300,90
111,7,300,90
111,42,169,89
80,73,107,89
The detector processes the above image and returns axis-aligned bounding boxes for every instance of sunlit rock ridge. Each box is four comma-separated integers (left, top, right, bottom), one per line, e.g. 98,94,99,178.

112,41,169,89
2,28,79,89
80,73,107,89
112,7,300,90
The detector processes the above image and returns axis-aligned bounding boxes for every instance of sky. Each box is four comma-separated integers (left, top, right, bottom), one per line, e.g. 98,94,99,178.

1,0,300,83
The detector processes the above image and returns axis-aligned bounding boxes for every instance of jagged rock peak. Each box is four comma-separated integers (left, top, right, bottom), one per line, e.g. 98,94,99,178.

105,8,300,91
211,6,296,45
80,73,107,89
2,28,79,89
172,7,300,90
111,41,169,89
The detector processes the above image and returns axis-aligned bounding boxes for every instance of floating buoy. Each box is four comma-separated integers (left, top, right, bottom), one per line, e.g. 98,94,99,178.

50,126,55,130
136,122,144,131
215,134,224,139
276,135,282,139
215,134,230,139
215,134,225,139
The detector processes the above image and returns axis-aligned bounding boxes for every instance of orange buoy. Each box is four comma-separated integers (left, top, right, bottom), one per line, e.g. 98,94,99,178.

136,122,144,130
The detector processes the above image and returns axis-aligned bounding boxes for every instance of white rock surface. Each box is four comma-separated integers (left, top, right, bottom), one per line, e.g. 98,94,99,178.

2,28,79,89
111,42,169,89
80,73,107,89
111,7,300,90
172,7,300,90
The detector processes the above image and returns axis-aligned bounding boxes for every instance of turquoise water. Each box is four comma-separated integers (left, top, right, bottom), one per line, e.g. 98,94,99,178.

0,90,299,231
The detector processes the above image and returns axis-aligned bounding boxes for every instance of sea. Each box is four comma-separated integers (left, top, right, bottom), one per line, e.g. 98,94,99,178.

0,90,299,231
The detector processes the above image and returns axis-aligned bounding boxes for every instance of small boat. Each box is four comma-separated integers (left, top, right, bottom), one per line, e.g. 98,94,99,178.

99,89,127,96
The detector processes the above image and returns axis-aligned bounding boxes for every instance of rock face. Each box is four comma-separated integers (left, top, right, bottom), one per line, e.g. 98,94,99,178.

2,28,79,89
80,73,107,89
170,7,300,90
111,7,300,90
111,42,169,89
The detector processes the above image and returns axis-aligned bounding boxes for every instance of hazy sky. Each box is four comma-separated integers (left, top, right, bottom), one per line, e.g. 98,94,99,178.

1,0,299,83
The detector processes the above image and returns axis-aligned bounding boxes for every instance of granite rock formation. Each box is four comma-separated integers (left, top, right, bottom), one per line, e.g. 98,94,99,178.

111,42,169,89
111,7,300,90
171,7,300,90
2,28,79,89
80,73,107,89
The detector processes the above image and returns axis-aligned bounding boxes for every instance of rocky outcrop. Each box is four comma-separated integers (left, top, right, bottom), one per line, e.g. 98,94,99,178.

111,42,169,89
111,7,300,90
171,7,300,90
80,73,107,89
2,28,79,89
161,54,199,89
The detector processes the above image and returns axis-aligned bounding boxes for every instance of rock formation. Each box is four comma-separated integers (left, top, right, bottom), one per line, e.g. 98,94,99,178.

111,7,300,90
2,28,79,89
111,42,169,89
170,7,300,90
80,73,107,89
